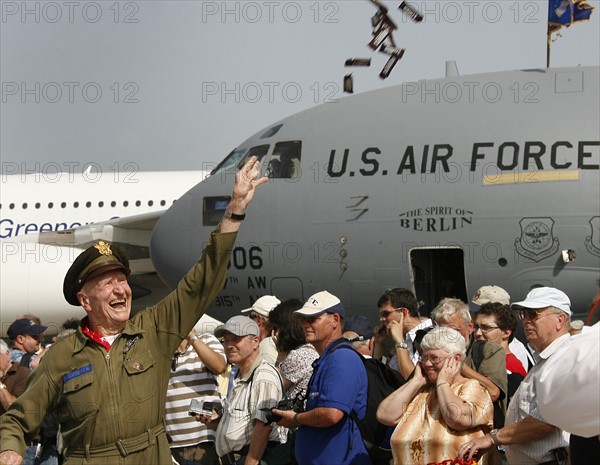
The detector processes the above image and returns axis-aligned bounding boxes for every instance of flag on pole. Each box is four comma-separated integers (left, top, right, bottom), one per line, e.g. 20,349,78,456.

548,0,594,34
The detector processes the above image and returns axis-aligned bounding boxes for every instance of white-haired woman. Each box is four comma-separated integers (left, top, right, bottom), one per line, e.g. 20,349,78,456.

377,327,493,464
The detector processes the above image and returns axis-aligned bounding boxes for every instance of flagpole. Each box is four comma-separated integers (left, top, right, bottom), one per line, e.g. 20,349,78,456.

547,27,551,68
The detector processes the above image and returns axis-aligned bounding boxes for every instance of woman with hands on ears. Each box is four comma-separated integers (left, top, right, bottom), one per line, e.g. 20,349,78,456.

377,326,493,465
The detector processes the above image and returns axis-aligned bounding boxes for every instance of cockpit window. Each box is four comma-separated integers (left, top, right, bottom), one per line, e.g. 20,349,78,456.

266,141,302,180
210,148,245,176
211,145,271,176
236,145,270,170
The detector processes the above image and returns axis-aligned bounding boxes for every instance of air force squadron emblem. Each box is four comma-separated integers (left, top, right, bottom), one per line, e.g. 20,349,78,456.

515,218,559,262
585,217,600,257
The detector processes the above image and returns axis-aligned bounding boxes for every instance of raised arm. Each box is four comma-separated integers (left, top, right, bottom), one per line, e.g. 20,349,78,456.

376,363,427,425
220,155,268,234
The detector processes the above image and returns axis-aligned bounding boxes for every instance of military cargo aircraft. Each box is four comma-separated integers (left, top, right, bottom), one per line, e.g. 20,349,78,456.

150,65,600,319
1,66,598,336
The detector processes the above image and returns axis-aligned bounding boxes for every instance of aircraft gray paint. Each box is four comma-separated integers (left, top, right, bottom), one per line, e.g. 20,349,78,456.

151,66,600,320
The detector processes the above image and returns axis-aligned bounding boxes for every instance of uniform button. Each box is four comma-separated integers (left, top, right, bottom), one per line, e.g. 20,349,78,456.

133,362,141,370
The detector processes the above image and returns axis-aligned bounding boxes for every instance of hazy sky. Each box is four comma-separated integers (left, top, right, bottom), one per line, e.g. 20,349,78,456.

2,0,599,175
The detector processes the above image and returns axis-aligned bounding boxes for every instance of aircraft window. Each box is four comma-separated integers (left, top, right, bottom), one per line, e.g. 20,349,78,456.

35,203,40,209
136,200,141,206
9,203,15,209
211,145,271,176
122,201,128,207
22,203,28,209
236,145,270,170
111,201,116,207
61,202,66,208
48,202,53,209
266,141,302,180
210,149,246,175
86,201,92,208
203,196,231,227
260,123,283,139
74,202,79,208
98,201,104,208
148,200,154,206
160,200,166,206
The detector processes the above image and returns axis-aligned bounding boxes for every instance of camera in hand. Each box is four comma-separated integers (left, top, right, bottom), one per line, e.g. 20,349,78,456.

188,399,223,417
262,395,305,423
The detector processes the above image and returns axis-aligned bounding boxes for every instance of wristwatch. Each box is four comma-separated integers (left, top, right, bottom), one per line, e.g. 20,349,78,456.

224,209,246,221
394,341,408,349
490,428,500,446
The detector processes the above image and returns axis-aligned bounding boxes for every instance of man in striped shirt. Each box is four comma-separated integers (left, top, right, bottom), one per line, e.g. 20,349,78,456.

165,330,227,465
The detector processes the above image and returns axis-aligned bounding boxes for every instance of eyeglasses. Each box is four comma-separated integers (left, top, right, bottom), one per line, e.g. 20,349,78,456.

418,354,449,365
517,308,559,321
473,324,500,333
379,308,403,318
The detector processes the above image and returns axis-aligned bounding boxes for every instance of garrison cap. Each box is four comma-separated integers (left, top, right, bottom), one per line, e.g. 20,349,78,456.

63,241,131,306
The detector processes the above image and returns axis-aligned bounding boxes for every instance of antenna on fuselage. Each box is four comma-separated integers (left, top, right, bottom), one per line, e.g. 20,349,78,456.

445,60,459,77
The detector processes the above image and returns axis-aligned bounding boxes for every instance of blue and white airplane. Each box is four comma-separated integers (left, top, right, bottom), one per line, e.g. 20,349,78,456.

0,167,209,335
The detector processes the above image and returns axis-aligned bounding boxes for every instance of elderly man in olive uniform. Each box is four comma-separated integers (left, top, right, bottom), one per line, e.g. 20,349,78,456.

0,157,267,465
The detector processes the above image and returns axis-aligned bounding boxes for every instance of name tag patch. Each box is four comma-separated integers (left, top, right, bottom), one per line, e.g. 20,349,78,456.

63,364,93,383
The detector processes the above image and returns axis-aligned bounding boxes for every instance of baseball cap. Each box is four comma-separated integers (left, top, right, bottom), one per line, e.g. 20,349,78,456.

472,285,510,306
512,287,572,315
7,319,48,339
344,315,373,339
295,291,346,318
241,295,281,318
63,241,130,306
214,315,260,338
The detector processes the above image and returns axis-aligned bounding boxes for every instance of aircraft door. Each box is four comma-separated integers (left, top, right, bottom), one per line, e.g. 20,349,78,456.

408,248,468,315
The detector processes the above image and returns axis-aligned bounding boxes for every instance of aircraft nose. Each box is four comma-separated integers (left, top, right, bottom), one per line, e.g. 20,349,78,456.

150,188,205,289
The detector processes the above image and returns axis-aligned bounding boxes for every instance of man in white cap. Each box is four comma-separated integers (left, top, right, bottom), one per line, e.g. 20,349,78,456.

459,287,571,465
274,291,371,465
198,315,285,465
241,295,280,365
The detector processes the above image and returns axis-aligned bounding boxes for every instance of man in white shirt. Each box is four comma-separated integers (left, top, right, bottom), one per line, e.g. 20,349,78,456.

373,288,432,379
459,287,571,465
241,295,280,365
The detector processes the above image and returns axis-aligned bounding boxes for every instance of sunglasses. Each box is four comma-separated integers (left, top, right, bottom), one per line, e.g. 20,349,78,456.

517,308,559,321
379,308,403,318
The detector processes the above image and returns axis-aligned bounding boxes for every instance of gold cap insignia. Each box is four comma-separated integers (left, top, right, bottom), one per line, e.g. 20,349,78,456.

94,241,113,256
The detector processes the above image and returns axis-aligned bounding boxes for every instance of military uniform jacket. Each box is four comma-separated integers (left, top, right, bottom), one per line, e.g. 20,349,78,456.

0,229,236,465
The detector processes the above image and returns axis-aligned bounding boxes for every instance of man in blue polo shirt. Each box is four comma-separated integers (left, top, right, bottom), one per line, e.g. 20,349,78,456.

274,291,371,465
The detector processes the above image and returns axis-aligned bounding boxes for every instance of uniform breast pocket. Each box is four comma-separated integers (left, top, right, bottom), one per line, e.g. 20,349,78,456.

62,371,98,421
124,351,156,402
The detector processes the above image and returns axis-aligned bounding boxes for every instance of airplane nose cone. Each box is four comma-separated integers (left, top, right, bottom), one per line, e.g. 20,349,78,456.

150,188,205,289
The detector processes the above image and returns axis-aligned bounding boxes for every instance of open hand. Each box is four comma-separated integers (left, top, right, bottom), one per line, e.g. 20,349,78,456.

230,156,269,213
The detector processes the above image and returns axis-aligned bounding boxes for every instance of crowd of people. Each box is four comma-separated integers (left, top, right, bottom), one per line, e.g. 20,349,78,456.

0,158,598,465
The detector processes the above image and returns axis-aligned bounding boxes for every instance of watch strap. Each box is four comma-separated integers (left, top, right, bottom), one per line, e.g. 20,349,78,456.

224,209,246,221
